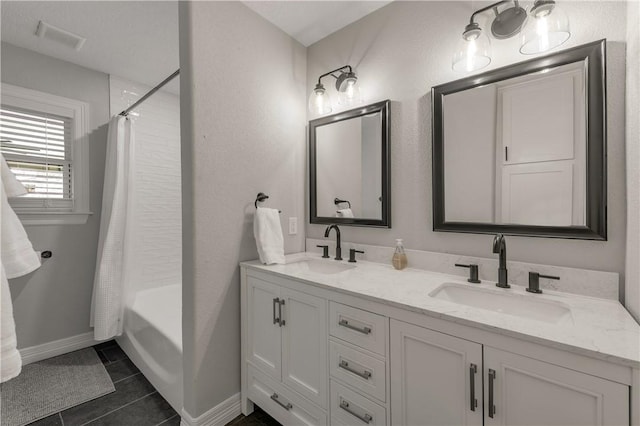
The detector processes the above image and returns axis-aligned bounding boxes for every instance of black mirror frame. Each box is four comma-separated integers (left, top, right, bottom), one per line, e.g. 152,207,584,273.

432,40,607,240
309,99,391,228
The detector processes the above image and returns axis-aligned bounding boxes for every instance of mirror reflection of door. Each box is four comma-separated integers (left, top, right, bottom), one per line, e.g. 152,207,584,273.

443,61,586,226
496,65,585,226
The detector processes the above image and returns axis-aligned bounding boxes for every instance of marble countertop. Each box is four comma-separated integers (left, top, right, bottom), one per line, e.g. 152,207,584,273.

241,252,640,369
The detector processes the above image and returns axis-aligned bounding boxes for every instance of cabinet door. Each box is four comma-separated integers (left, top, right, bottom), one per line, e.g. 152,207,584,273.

246,276,282,381
281,288,328,408
390,320,483,426
484,347,629,426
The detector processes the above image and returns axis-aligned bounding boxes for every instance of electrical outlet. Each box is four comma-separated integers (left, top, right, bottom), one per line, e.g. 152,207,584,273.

288,217,297,235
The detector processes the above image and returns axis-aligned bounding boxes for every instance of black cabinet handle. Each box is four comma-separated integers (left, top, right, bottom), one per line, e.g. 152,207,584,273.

278,299,285,327
489,368,496,418
469,363,477,411
272,298,279,325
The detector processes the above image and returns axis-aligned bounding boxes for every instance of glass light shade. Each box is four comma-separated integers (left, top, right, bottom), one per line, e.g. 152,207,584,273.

308,85,332,115
452,29,491,72
338,80,362,106
520,3,570,55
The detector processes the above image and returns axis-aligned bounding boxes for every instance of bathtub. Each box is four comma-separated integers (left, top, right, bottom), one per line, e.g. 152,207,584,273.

116,284,183,413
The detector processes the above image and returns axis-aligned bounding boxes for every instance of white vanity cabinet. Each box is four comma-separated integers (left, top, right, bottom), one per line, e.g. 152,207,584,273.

243,272,328,422
390,319,483,426
390,319,629,426
484,347,629,426
241,258,638,426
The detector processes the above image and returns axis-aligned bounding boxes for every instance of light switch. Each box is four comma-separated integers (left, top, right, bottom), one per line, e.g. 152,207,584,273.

288,217,297,235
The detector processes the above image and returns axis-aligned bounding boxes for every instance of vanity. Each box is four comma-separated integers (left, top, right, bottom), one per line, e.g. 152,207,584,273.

240,253,640,426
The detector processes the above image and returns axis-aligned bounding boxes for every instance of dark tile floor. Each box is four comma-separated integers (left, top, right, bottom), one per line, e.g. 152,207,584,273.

26,341,279,426
227,406,281,426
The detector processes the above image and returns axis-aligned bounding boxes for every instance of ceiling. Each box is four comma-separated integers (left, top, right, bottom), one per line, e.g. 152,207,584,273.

243,1,392,47
1,1,391,95
1,1,180,93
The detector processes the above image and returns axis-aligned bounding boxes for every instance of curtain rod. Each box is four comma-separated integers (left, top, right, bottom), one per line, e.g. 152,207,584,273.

119,69,180,116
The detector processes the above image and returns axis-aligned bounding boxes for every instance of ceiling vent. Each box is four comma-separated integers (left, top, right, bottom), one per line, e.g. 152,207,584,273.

35,21,86,51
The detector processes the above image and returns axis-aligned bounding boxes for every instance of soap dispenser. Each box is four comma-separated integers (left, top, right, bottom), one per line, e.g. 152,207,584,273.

392,239,408,270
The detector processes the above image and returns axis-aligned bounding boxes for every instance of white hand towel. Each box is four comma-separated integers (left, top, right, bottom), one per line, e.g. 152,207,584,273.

1,157,41,279
0,157,41,383
1,264,21,382
336,208,355,218
253,207,285,265
1,156,27,197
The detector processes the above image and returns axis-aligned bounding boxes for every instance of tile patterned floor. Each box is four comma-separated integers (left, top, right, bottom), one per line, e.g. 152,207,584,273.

25,341,279,426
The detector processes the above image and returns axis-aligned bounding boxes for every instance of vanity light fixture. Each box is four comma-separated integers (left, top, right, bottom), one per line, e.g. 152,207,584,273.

309,65,362,115
452,0,570,72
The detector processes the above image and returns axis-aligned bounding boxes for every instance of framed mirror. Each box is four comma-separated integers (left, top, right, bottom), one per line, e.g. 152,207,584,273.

432,40,606,240
309,100,391,227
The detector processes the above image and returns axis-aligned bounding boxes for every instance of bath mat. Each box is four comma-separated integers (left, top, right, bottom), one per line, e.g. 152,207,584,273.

0,347,115,426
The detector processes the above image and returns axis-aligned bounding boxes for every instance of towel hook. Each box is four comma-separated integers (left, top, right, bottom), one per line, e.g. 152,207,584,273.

255,192,281,213
334,197,351,209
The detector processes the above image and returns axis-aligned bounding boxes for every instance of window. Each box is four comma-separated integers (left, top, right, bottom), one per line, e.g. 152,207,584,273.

1,83,90,225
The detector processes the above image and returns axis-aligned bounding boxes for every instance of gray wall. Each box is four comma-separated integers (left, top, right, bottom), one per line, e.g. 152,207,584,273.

306,1,630,301
179,2,306,416
1,42,108,348
625,1,640,322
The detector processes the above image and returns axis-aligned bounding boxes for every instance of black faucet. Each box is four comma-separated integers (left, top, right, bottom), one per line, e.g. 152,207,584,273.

324,224,342,260
492,234,510,288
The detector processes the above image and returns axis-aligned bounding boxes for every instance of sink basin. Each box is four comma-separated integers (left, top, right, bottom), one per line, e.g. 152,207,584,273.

429,283,573,324
289,259,356,275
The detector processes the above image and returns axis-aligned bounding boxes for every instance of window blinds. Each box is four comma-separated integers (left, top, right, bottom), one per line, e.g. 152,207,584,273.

0,106,72,200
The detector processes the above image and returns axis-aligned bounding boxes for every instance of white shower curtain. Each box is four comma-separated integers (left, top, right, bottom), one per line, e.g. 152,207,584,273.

91,115,135,340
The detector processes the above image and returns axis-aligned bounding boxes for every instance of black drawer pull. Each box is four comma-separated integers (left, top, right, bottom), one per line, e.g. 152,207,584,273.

270,393,292,411
339,360,372,380
339,399,373,424
339,318,371,335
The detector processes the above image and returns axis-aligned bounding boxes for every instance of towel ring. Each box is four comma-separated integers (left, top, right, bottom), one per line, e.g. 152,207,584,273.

255,192,281,213
334,198,351,209
255,192,269,208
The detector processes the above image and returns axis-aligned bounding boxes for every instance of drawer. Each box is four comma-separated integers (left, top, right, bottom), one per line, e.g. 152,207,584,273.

247,364,327,426
330,380,386,426
329,302,387,356
329,339,386,402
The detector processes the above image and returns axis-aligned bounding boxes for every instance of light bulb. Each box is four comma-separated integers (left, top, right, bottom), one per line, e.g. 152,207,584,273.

338,80,362,106
452,23,491,72
308,84,332,115
520,0,570,55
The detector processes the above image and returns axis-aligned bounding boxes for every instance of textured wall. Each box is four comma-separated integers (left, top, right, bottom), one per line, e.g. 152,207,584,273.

179,1,306,416
306,1,629,300
625,1,640,322
109,76,182,296
1,42,109,348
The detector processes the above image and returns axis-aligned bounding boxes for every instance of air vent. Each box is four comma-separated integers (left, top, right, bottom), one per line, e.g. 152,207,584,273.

35,21,86,51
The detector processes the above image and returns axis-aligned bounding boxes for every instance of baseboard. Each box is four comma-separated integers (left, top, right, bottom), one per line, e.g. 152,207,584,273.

180,393,241,426
19,331,97,365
